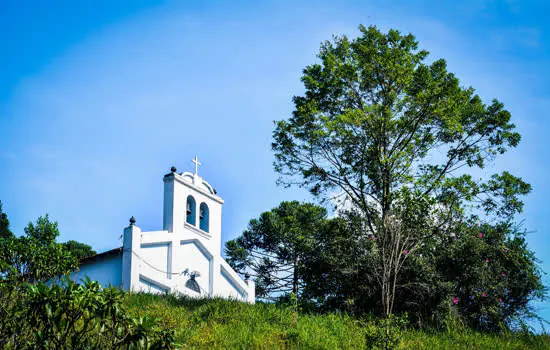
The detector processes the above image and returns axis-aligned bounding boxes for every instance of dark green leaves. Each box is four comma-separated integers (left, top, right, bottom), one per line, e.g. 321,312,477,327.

224,201,328,300
62,240,97,260
0,278,175,348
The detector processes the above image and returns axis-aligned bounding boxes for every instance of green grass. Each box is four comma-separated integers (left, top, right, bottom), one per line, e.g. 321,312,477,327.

124,293,550,349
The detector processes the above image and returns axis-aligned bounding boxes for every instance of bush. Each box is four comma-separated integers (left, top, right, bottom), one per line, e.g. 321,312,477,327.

0,277,175,349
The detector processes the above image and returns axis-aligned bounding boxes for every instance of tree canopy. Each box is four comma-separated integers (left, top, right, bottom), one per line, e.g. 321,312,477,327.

269,25,543,329
273,25,528,225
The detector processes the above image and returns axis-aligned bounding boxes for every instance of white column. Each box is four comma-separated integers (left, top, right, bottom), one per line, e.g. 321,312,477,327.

163,173,176,232
122,219,141,291
245,277,255,304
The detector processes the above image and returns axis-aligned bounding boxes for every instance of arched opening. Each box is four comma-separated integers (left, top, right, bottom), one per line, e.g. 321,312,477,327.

199,202,209,233
186,195,196,226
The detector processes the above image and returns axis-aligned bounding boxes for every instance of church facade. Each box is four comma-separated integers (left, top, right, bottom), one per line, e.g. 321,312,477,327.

73,160,255,303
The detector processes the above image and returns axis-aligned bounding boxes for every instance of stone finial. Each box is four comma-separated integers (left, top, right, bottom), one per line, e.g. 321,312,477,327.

171,166,177,173
129,216,136,226
245,272,250,281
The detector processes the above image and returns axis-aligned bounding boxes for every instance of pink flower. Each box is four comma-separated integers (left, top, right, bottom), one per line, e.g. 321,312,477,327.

369,235,375,240
482,292,487,297
501,273,505,277
478,232,483,238
452,296,459,304
504,249,508,253
485,258,489,263
403,250,409,255
499,298,503,303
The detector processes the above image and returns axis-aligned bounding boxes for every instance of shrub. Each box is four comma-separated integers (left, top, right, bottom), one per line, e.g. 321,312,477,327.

0,277,175,349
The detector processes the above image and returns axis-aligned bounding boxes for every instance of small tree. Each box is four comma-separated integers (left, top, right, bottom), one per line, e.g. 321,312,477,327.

0,213,77,282
0,201,13,240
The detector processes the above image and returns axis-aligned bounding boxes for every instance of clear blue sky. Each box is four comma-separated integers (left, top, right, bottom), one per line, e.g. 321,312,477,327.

1,0,549,324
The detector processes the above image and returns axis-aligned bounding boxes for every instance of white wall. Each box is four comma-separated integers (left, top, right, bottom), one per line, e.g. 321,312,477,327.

73,255,122,288
217,264,246,300
177,240,212,295
140,242,172,279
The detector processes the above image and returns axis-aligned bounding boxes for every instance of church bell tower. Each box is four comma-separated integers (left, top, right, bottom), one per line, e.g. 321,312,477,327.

162,157,224,255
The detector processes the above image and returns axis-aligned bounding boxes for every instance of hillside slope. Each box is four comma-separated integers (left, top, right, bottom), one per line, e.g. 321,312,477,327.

124,294,550,349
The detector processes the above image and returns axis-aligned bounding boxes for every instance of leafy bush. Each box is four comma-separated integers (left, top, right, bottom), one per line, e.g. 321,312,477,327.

0,277,175,349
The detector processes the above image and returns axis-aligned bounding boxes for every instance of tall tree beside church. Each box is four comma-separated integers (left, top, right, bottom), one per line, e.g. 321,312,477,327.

272,25,536,319
225,201,327,300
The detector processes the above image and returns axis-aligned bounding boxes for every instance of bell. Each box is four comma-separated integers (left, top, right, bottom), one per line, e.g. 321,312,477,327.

199,209,204,220
186,202,192,215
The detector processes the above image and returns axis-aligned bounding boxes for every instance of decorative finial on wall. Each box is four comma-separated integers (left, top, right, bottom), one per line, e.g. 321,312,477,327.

171,166,177,173
129,216,136,226
245,272,250,281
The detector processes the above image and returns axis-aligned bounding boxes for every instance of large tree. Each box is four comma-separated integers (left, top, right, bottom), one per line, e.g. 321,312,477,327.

272,25,536,320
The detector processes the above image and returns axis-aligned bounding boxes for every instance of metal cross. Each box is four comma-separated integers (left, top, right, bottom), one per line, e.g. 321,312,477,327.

191,156,202,175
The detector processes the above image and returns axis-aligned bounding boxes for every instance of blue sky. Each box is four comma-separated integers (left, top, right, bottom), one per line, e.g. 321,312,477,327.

1,0,549,323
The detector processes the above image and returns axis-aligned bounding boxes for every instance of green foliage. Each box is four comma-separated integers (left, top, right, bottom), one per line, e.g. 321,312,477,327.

272,24,523,219
0,201,13,240
225,201,329,299
0,214,77,282
0,277,175,349
271,24,541,325
0,205,174,348
435,222,546,331
299,210,376,313
0,205,97,283
364,315,409,350
62,240,97,260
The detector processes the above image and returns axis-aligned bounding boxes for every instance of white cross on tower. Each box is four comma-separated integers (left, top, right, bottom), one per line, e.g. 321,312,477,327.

191,156,202,175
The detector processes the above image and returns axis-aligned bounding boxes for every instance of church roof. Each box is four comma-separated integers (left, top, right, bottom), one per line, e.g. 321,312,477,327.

79,247,122,264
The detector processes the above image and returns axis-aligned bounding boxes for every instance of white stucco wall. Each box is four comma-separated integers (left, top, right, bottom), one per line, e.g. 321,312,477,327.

177,240,212,294
72,254,122,288
140,242,172,279
217,264,247,300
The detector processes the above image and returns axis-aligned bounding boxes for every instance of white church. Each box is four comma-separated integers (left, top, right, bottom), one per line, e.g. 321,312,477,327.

74,158,255,303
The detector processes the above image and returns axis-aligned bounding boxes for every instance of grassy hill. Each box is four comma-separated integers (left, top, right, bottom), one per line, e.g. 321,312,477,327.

124,293,550,349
